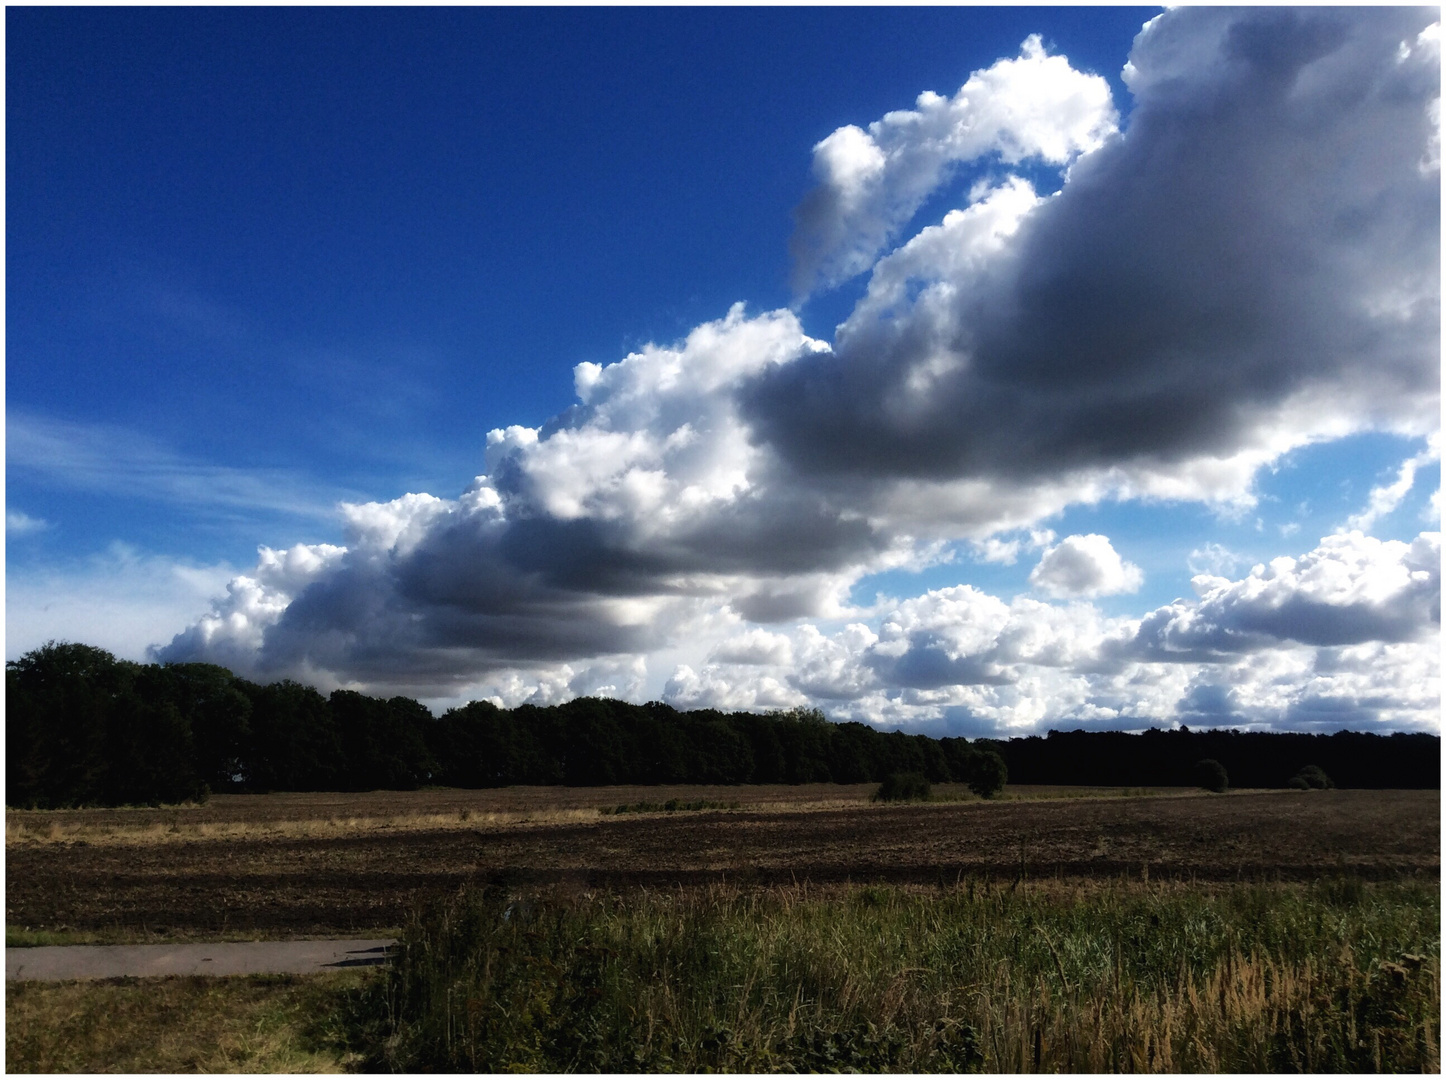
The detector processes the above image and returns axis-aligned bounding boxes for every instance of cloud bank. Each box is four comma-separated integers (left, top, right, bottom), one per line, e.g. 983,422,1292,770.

156,8,1439,732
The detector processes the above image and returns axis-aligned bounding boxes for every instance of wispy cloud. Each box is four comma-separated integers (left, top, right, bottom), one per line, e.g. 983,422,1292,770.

7,411,353,522
1346,434,1440,532
6,509,50,536
6,543,236,662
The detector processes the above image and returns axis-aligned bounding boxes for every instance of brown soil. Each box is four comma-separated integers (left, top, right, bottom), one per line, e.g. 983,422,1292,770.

7,787,1436,938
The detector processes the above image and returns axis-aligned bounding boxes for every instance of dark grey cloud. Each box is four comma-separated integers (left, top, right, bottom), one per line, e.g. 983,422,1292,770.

869,638,1015,690
1174,682,1250,727
746,7,1439,483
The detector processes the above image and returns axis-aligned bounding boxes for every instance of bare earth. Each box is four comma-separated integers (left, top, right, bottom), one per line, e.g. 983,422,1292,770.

6,787,1437,939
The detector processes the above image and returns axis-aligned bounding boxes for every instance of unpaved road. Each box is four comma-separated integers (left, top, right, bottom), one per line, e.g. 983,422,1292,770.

5,938,394,981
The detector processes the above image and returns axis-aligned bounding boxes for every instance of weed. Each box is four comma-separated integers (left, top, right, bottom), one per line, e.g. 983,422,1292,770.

6,972,367,1073
352,877,1439,1073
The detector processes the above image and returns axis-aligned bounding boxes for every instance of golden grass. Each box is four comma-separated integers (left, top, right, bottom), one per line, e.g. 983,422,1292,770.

4,806,609,847
4,784,1213,848
972,947,1441,1072
5,971,369,1073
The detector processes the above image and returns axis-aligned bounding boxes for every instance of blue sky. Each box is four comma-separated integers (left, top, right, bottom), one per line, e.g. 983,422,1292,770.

7,7,1440,735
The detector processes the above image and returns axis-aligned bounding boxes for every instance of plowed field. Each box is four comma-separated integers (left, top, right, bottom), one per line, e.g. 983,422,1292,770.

7,787,1436,938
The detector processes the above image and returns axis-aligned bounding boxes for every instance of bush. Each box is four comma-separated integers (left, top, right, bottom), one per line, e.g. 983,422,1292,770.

1194,758,1229,793
1290,764,1333,790
874,771,931,802
966,750,1008,799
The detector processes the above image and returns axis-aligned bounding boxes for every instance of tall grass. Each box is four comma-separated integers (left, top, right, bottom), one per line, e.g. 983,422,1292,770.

7,973,364,1073
353,877,1438,1072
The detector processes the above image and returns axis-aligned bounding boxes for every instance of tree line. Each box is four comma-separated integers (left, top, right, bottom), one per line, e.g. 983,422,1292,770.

6,642,1438,808
990,726,1439,791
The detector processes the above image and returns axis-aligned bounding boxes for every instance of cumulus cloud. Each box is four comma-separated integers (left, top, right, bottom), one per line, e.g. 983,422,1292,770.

750,7,1439,504
658,531,1439,734
155,9,1439,731
1029,534,1143,598
710,628,795,667
790,35,1117,296
1133,531,1440,658
159,306,889,692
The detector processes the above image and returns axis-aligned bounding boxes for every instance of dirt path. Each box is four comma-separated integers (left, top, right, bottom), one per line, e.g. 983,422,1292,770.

5,938,394,981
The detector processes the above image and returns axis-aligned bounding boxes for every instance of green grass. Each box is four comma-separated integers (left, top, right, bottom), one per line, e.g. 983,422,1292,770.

352,877,1439,1073
6,972,368,1073
8,878,1437,1072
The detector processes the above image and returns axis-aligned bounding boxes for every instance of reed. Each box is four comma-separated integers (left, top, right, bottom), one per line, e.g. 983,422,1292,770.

352,876,1439,1072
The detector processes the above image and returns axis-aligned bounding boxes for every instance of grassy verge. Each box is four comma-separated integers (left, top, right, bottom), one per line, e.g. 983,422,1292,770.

5,971,369,1073
354,877,1439,1072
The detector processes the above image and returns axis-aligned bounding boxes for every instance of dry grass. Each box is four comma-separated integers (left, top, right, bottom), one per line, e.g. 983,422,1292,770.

360,878,1441,1072
5,971,369,1073
973,946,1440,1072
3,783,1205,847
5,806,610,847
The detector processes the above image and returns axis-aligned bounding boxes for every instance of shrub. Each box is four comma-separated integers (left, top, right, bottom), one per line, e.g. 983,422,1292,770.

874,771,931,802
1194,758,1229,793
966,750,1008,799
1290,764,1333,790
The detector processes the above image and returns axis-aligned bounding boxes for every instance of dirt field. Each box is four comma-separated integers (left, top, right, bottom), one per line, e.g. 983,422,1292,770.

6,787,1437,939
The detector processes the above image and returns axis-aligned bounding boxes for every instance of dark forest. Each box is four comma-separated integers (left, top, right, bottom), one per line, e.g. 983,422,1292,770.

7,642,1438,808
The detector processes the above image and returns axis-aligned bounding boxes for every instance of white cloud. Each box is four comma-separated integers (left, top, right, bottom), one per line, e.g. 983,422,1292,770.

1029,534,1143,598
967,528,1054,567
1346,434,1440,532
1134,530,1440,657
157,305,871,692
664,663,808,712
790,35,1118,295
644,527,1439,734
154,542,348,674
710,628,795,667
1187,542,1247,578
6,510,49,536
7,545,236,663
7,412,347,521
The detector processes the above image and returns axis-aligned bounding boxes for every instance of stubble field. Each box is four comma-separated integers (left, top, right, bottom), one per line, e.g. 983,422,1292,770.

6,786,1437,940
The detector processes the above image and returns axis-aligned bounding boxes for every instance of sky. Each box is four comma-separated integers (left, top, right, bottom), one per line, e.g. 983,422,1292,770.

6,6,1440,736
